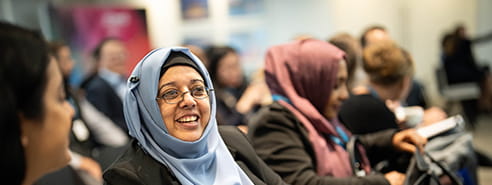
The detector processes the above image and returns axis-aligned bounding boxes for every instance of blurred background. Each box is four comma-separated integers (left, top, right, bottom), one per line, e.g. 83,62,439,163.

1,0,491,107
2,0,492,184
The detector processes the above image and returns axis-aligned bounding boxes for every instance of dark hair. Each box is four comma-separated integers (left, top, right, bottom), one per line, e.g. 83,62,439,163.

360,25,386,48
92,37,121,61
205,45,237,86
0,21,50,185
329,33,362,87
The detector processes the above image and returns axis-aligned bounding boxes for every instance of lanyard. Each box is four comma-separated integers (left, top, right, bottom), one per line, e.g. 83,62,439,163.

272,94,292,105
328,126,350,149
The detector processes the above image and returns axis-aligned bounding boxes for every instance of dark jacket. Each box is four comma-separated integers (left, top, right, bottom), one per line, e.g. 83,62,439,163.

339,94,399,135
103,126,287,185
339,94,411,173
84,75,127,132
248,102,396,185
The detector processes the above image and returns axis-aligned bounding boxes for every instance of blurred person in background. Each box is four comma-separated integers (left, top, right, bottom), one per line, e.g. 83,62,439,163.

0,21,74,185
360,25,428,108
35,41,131,185
360,25,446,126
443,24,492,112
249,39,426,185
329,32,366,92
339,41,478,185
206,46,248,128
81,38,128,132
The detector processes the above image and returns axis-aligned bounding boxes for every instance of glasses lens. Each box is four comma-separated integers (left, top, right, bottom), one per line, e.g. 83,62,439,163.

192,86,208,99
159,87,210,104
163,90,179,104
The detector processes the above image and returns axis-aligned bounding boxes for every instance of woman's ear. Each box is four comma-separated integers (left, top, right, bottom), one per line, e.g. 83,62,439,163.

18,113,34,148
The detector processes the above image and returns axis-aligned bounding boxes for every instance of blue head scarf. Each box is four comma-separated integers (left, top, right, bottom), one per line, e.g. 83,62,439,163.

124,47,253,185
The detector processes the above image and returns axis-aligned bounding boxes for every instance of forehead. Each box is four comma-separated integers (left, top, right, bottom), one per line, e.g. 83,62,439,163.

160,65,203,83
102,40,124,51
337,60,348,77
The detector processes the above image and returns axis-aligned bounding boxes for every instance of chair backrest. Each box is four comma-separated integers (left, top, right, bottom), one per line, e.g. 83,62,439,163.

434,65,480,101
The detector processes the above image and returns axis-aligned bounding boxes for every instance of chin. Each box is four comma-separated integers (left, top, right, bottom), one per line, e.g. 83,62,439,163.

178,133,203,142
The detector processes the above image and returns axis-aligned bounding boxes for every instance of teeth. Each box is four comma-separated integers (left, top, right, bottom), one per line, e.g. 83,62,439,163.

177,116,198,122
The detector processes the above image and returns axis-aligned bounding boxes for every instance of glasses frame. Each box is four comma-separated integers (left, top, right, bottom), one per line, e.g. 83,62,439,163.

156,87,214,104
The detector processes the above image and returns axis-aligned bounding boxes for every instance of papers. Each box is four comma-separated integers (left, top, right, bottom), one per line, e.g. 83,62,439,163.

416,115,464,138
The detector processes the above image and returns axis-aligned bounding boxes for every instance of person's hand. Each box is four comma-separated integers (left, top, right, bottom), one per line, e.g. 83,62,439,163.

392,128,427,153
385,99,402,113
79,156,103,182
421,107,447,126
384,171,406,185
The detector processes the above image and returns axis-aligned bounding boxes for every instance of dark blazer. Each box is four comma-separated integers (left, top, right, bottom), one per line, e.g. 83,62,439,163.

84,75,127,132
248,102,396,185
103,126,287,185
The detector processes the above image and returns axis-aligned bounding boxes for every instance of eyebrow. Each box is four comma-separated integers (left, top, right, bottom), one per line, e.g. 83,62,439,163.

158,79,205,92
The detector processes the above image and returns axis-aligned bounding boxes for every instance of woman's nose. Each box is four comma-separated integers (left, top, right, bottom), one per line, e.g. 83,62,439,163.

179,92,197,109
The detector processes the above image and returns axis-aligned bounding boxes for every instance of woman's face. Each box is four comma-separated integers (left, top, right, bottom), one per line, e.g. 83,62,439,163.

157,66,211,142
217,52,243,88
56,46,75,77
323,60,349,120
20,58,74,176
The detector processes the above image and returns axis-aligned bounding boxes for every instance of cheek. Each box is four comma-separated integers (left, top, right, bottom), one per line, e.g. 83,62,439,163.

199,101,211,125
160,106,175,128
40,102,72,164
322,97,337,119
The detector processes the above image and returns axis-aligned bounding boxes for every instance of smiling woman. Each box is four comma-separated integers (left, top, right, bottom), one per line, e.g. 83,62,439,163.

103,47,286,185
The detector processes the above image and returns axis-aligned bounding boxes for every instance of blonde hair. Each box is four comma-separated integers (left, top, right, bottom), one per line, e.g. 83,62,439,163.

363,41,414,86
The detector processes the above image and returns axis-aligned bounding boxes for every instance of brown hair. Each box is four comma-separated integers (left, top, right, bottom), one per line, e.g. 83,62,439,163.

329,33,362,87
363,41,414,86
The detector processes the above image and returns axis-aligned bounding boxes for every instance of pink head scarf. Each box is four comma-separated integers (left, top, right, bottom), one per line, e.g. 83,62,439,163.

264,39,366,177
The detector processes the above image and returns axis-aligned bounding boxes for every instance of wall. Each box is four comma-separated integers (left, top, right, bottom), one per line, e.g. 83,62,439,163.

2,0,490,106
475,0,492,67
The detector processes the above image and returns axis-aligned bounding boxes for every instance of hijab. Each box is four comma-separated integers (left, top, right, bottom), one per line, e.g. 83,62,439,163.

264,39,369,177
124,47,253,185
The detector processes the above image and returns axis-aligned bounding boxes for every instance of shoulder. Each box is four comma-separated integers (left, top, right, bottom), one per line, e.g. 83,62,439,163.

340,94,392,117
249,102,299,130
219,126,257,159
85,75,111,91
343,94,381,107
218,126,287,185
103,140,178,185
248,102,311,152
339,94,397,135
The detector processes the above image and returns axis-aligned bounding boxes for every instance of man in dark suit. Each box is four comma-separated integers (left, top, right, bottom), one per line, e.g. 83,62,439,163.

82,38,128,132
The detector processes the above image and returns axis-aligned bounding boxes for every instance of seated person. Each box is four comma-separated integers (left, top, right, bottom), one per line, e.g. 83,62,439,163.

0,22,74,185
339,41,478,184
205,46,248,126
248,39,426,185
103,47,286,185
82,38,128,132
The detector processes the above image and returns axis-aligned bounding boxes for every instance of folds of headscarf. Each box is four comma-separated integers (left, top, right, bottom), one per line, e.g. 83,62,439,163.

264,39,369,177
124,47,253,185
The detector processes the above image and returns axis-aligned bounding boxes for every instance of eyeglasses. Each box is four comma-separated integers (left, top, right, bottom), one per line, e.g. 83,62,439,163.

156,86,213,104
